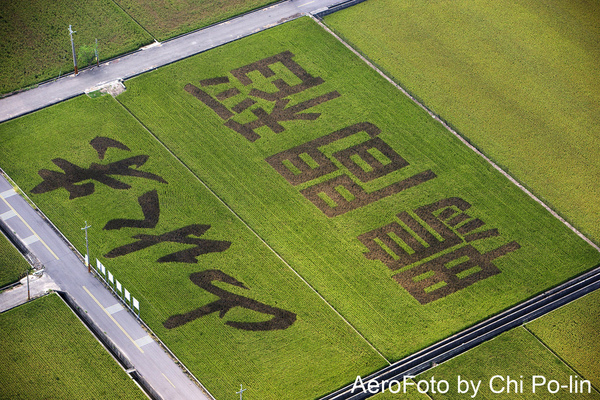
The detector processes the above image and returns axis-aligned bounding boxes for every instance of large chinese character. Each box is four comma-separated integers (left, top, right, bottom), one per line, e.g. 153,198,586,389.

104,224,231,263
358,197,520,303
266,122,436,217
103,190,160,230
163,269,296,331
393,242,520,304
185,51,340,141
32,137,167,199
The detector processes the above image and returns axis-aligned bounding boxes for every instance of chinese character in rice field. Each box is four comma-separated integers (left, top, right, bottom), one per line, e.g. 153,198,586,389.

266,122,436,217
31,137,167,199
163,269,296,331
104,224,231,263
103,190,160,230
358,197,520,303
185,50,340,141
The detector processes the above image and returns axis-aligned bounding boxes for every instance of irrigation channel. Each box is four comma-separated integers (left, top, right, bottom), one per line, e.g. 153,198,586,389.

321,264,600,400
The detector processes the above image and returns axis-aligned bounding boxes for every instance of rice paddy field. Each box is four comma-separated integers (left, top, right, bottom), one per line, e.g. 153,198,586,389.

418,327,600,399
527,289,600,390
0,0,153,95
0,93,385,400
324,0,600,245
0,13,598,400
0,232,29,288
0,293,147,399
112,0,278,41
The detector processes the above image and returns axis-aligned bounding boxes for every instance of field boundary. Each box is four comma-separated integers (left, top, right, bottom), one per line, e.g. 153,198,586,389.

523,324,600,394
312,15,600,253
115,98,392,366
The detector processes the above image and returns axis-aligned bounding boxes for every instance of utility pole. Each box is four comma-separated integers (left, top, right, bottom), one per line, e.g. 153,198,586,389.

81,221,91,272
69,25,78,75
26,268,30,301
95,38,99,67
236,385,246,400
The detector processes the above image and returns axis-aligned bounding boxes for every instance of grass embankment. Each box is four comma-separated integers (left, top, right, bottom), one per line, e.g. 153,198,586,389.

0,93,385,400
0,0,153,95
113,0,278,41
0,233,29,288
0,293,147,399
324,0,600,244
116,16,599,363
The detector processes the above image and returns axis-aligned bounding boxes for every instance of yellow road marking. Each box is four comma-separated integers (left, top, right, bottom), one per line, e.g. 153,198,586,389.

0,195,59,260
83,286,144,353
162,373,176,388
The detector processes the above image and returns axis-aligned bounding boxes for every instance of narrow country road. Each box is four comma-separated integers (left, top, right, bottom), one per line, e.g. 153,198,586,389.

0,0,350,123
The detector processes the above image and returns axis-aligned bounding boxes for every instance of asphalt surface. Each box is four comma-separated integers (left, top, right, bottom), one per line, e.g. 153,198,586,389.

0,174,211,399
0,0,346,123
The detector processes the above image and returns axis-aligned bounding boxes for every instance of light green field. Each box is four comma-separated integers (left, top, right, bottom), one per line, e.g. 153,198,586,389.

113,0,277,41
0,0,153,95
527,289,600,390
0,293,147,399
419,327,600,399
324,0,600,244
117,16,599,363
0,232,28,288
0,93,385,400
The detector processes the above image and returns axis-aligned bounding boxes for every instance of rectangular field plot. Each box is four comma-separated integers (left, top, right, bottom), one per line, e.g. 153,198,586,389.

324,0,600,245
0,94,385,400
116,16,600,363
0,294,147,399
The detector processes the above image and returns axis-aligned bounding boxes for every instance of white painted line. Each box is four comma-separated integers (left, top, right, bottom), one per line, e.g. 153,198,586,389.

0,189,17,198
0,210,16,220
135,335,154,348
21,235,39,245
83,286,143,353
105,303,124,315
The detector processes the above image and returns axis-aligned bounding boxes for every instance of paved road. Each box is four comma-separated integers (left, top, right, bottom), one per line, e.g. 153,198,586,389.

0,0,346,123
0,174,211,400
0,272,60,312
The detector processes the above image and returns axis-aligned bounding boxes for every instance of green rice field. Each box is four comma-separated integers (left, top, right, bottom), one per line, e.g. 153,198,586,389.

113,0,278,41
527,289,600,390
0,15,598,400
324,0,600,245
0,293,147,399
0,93,384,400
419,327,599,399
116,16,599,360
